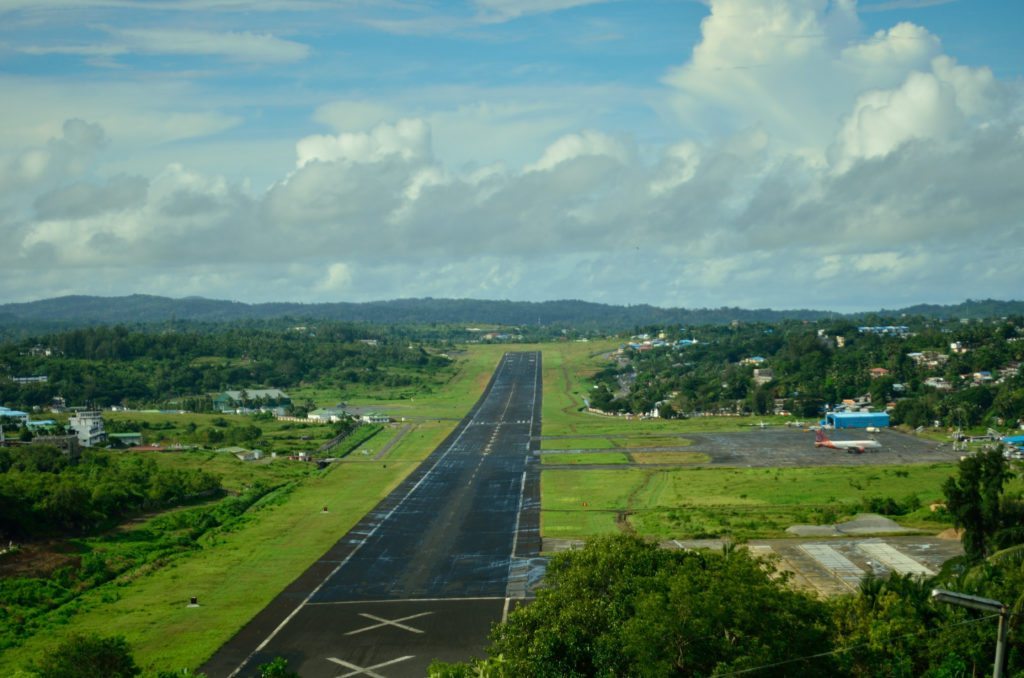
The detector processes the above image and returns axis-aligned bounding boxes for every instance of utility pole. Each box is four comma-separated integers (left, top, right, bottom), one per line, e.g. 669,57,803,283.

932,589,1009,677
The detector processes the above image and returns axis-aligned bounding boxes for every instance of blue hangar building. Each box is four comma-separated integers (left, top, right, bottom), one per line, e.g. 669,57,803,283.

824,412,890,429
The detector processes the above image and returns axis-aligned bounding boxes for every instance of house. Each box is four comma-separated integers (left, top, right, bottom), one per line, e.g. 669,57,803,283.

213,389,291,413
741,356,766,366
858,325,909,337
360,412,391,424
907,352,948,369
69,411,106,447
12,376,48,384
0,406,30,425
753,368,774,385
308,407,350,423
869,367,890,379
108,432,143,447
924,377,952,390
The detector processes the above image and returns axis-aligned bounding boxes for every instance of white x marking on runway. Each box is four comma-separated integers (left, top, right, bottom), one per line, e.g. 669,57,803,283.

327,655,414,678
345,611,433,636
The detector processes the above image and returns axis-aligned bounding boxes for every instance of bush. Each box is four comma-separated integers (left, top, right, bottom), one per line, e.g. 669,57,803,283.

34,633,140,678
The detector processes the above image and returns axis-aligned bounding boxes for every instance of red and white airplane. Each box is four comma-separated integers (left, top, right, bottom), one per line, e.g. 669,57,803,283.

814,429,881,454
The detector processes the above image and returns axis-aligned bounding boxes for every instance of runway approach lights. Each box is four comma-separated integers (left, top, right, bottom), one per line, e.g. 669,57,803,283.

931,589,1009,677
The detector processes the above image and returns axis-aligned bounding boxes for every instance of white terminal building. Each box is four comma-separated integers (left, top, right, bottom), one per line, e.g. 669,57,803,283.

69,411,107,447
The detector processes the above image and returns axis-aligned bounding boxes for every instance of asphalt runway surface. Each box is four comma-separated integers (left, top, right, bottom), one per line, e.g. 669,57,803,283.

541,427,961,469
202,352,542,678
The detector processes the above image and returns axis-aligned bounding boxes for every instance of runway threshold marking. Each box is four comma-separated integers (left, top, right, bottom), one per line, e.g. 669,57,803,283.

227,366,499,677
327,655,414,678
346,611,433,635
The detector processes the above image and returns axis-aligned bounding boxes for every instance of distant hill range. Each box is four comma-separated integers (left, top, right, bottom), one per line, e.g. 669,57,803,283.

0,295,1022,330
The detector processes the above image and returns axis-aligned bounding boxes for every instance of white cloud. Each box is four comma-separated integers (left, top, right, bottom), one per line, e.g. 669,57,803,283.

312,101,401,133
1,0,1022,311
314,262,353,294
0,76,241,152
833,55,1003,168
0,1,337,13
117,28,309,62
472,0,611,21
19,27,309,63
525,130,628,172
295,119,432,167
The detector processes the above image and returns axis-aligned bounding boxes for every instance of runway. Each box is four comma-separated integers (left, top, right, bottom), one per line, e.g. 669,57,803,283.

201,352,543,677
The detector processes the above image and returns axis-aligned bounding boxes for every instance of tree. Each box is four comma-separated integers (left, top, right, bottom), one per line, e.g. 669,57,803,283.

478,535,834,676
257,657,299,678
35,634,140,678
942,448,1012,561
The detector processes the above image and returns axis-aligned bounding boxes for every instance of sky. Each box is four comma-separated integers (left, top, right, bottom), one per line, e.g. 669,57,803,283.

1,0,1021,312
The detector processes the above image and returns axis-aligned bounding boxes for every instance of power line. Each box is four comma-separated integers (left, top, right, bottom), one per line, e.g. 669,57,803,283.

715,613,1003,677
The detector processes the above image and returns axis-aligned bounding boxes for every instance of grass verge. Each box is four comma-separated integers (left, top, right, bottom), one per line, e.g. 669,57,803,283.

541,464,959,541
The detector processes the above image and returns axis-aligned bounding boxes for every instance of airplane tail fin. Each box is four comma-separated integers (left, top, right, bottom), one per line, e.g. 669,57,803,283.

815,429,829,444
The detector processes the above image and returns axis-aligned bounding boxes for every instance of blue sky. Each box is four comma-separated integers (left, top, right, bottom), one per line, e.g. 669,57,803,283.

1,0,1022,311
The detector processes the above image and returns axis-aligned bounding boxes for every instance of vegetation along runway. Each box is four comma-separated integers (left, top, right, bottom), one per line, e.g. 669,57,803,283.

201,351,543,677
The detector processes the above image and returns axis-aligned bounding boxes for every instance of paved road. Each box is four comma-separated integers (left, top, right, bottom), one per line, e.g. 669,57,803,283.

202,352,543,677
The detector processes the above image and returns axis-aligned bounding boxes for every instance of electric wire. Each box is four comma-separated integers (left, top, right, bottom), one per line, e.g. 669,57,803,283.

714,612,1005,676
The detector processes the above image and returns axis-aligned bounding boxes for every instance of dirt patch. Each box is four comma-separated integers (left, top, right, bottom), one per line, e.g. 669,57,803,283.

631,451,711,465
936,527,963,541
786,513,916,537
615,511,636,535
0,541,82,579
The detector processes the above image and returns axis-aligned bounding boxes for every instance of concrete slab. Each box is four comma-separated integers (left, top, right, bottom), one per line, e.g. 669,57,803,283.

799,544,865,590
857,542,935,576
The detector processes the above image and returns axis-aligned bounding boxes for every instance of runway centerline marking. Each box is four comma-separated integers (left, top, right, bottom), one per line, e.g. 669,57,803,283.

327,655,414,678
345,611,433,636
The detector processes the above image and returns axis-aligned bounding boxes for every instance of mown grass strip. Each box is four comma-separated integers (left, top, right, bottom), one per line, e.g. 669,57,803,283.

540,452,630,465
541,464,963,541
0,461,420,674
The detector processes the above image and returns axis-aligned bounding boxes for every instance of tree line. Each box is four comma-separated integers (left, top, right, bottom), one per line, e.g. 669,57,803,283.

0,323,454,409
0,444,222,539
590,317,1024,427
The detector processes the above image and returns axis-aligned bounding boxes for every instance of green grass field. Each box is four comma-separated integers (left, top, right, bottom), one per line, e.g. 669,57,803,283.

614,436,694,448
540,452,630,465
540,435,695,450
541,464,960,541
630,451,709,464
0,345,507,675
540,437,617,450
0,340,982,673
0,460,420,674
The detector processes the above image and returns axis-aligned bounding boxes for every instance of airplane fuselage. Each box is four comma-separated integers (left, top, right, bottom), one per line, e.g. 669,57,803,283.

814,430,882,453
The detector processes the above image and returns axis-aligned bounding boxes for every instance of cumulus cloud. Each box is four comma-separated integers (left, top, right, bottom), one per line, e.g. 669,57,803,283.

295,119,432,167
525,130,629,172
2,0,1022,311
34,174,148,220
0,119,106,192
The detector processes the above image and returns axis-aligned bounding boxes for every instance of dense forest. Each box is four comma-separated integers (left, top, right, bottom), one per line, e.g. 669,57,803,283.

0,444,221,538
2,295,1023,334
589,317,1024,428
0,323,453,409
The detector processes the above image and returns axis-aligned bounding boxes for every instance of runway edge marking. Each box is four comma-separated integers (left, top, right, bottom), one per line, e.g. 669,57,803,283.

227,355,515,677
